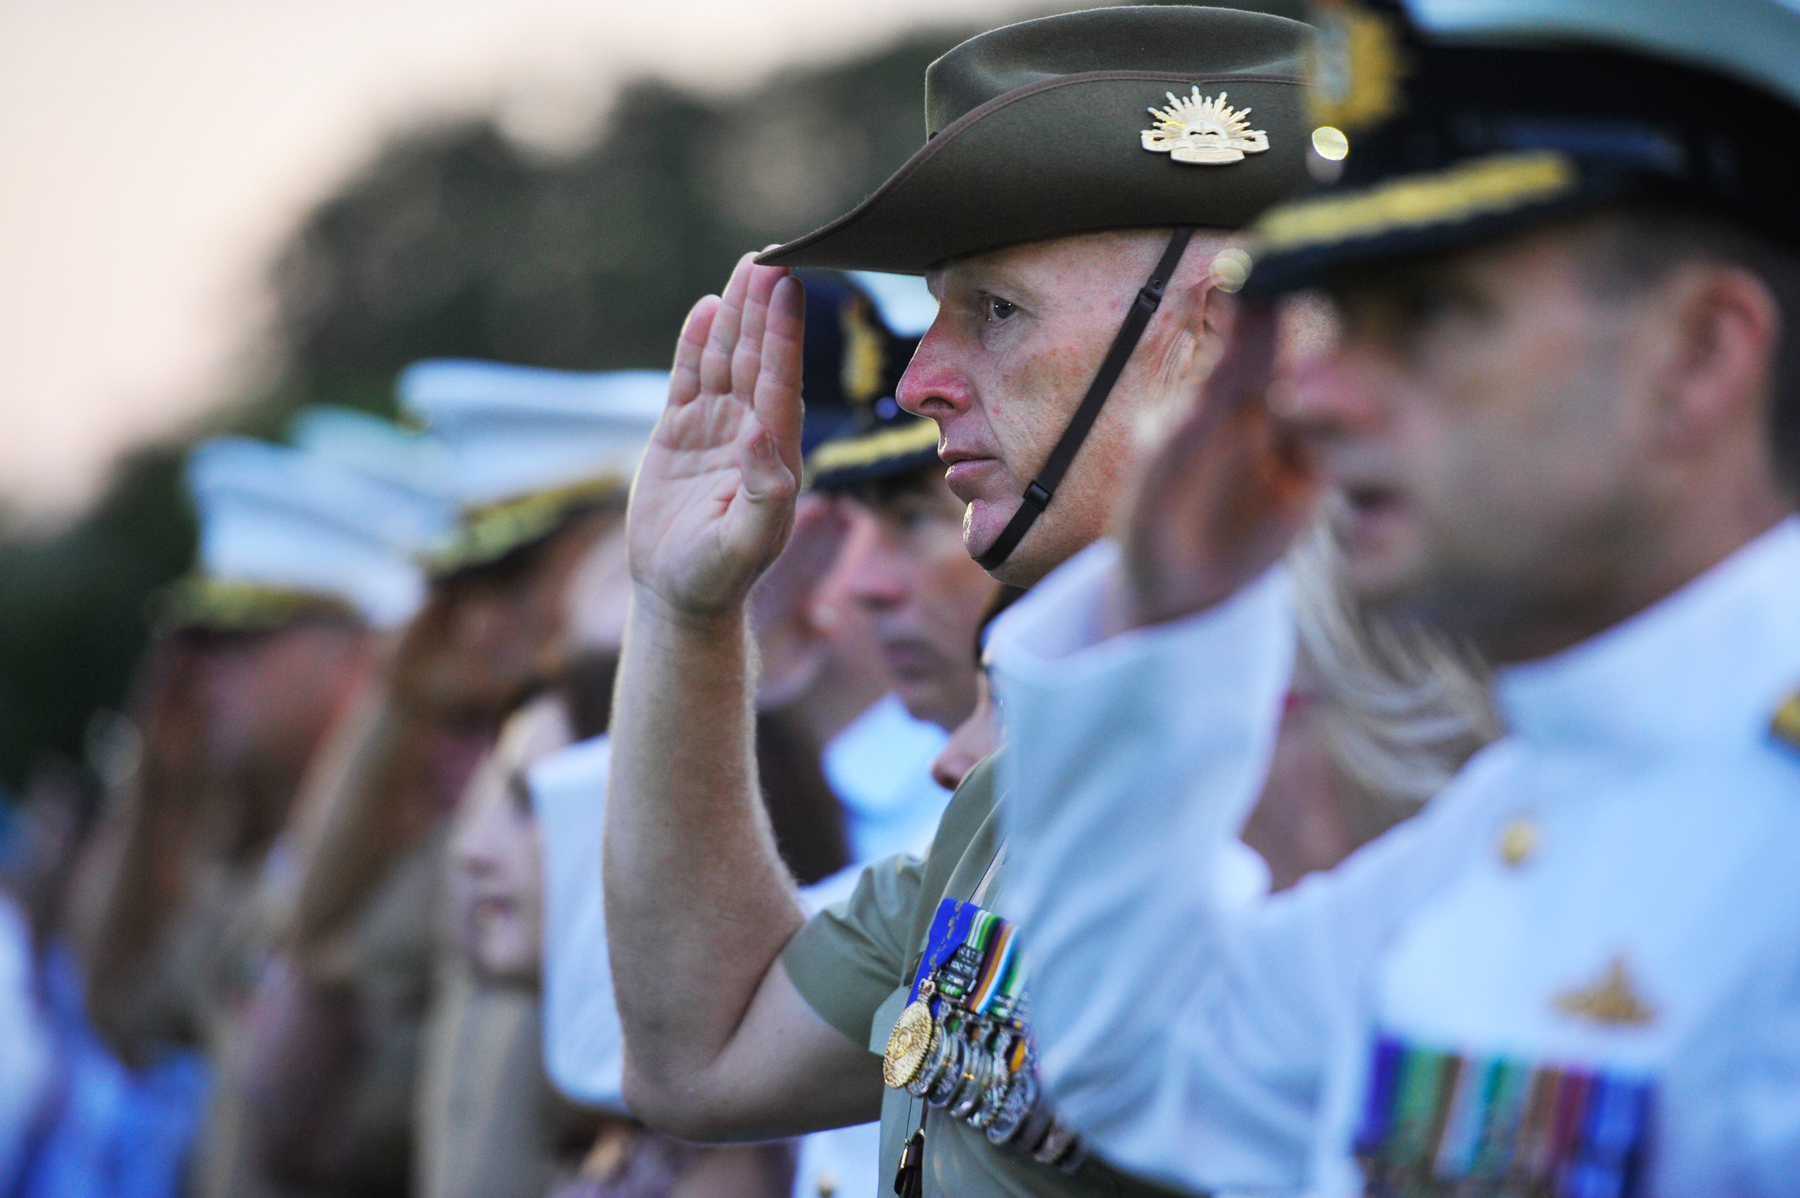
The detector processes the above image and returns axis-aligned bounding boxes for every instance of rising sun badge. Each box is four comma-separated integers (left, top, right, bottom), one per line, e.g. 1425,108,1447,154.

1141,88,1270,165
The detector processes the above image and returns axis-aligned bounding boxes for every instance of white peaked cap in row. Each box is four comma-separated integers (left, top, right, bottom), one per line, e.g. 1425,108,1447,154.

398,361,669,511
290,405,453,503
186,436,454,627
847,270,939,338
1410,0,1800,108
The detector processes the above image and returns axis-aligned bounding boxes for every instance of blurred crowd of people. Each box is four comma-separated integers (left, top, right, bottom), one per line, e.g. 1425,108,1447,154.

10,0,1800,1196
0,265,1003,1198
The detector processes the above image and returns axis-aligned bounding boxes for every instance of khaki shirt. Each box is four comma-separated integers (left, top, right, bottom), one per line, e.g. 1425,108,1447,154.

416,967,562,1198
783,755,1185,1198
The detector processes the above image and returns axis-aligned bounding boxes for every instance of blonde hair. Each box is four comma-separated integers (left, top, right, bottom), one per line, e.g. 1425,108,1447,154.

1287,518,1503,843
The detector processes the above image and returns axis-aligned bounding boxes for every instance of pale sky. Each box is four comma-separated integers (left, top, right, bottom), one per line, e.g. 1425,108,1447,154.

0,0,1048,520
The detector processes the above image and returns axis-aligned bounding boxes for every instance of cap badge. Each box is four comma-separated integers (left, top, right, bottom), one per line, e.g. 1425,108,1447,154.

1306,0,1404,134
1142,89,1269,165
838,295,886,406
1552,955,1656,1028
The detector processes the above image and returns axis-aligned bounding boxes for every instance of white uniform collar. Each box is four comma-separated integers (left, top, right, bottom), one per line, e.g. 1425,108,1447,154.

1495,515,1800,756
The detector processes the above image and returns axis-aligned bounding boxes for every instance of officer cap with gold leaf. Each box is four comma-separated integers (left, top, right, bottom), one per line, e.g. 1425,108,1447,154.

804,271,941,492
400,363,667,577
1240,0,1800,295
759,6,1316,274
170,431,453,632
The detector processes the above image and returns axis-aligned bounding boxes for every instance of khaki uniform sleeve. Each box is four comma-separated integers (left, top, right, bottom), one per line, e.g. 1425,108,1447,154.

782,851,923,1047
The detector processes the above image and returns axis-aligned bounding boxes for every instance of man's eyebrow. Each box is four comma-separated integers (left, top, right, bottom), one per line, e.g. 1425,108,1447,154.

952,262,1042,307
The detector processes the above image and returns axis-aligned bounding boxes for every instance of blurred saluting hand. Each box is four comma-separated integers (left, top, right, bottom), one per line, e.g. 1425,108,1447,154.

1112,297,1321,632
628,253,807,618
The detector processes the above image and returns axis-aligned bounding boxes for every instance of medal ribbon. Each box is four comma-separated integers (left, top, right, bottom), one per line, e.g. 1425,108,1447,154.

910,900,1030,1022
1352,1032,1654,1196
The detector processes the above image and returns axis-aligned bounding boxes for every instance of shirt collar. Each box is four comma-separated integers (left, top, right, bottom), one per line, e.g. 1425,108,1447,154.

1495,516,1800,756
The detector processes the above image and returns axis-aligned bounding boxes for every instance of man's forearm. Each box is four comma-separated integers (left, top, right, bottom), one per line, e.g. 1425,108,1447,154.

288,690,435,967
605,591,807,1092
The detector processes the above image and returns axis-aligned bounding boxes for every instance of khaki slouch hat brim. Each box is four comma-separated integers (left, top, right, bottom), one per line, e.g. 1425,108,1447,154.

760,6,1315,274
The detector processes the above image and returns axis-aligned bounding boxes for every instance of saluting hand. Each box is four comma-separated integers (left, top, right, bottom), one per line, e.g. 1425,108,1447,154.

627,253,807,619
1113,296,1320,631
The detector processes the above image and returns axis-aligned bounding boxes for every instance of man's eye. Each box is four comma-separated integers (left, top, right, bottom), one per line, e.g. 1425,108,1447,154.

984,297,1017,322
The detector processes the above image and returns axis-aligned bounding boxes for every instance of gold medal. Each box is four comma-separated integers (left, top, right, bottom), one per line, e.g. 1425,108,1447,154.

883,980,937,1089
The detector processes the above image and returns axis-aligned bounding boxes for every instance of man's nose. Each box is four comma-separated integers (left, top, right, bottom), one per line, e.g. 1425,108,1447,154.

838,525,910,612
1273,343,1389,443
896,321,973,421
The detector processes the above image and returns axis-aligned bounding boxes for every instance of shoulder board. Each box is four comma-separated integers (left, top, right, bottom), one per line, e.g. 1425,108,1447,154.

1773,687,1800,752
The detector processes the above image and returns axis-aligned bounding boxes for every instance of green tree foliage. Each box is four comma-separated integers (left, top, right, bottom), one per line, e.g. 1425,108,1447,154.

0,29,967,789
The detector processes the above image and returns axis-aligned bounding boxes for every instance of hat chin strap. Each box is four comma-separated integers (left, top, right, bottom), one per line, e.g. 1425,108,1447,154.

974,226,1195,573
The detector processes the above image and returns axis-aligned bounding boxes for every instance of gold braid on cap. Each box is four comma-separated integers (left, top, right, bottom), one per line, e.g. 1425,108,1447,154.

804,418,940,484
155,577,360,632
423,473,628,577
1251,151,1577,255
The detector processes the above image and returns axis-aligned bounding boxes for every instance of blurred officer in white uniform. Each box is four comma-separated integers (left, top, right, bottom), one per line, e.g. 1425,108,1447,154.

85,422,450,1198
245,365,659,1197
992,1,1800,1194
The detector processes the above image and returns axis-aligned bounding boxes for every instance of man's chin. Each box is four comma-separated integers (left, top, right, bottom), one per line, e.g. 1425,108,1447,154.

960,499,1010,561
1340,540,1431,614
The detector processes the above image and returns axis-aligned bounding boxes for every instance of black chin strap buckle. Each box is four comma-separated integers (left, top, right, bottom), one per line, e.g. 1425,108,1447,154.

974,227,1196,573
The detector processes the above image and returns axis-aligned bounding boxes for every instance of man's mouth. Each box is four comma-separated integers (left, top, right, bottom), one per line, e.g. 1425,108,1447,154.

1337,483,1408,540
879,636,939,680
940,449,1002,502
472,895,518,922
1344,484,1400,517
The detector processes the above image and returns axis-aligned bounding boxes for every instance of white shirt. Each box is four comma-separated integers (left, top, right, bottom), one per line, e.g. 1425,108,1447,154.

990,522,1800,1197
821,693,951,866
529,734,626,1111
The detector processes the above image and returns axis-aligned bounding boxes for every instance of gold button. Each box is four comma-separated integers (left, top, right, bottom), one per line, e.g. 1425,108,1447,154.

1499,817,1538,867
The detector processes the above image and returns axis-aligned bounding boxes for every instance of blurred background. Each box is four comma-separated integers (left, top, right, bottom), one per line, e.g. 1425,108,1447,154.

0,0,1117,793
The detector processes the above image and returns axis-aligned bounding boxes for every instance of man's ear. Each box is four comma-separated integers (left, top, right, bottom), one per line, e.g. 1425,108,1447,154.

1649,261,1779,458
1153,250,1227,394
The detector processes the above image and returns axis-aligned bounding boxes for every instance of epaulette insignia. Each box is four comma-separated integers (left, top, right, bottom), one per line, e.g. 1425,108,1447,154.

1552,955,1655,1028
1772,687,1800,752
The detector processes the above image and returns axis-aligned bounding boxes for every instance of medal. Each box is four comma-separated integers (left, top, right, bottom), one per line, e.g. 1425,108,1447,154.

987,1066,1037,1144
907,1019,955,1099
927,1033,969,1106
971,1031,1021,1129
1014,1095,1057,1156
883,980,937,1089
1034,1120,1083,1170
895,896,1084,1170
950,1034,995,1119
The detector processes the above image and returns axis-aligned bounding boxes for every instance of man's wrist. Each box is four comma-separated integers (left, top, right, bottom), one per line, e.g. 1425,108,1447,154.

630,583,752,641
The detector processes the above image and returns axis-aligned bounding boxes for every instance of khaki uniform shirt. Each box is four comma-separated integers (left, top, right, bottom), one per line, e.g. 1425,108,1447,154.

782,754,1183,1198
416,966,562,1198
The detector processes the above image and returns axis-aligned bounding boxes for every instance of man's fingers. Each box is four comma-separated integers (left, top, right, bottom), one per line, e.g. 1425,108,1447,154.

1116,296,1314,628
738,429,799,523
669,295,722,409
1148,297,1280,483
1218,299,1280,410
732,264,787,406
700,253,758,397
755,276,807,481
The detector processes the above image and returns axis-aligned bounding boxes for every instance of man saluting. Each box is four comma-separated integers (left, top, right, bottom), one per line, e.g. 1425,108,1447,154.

602,8,1317,1197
